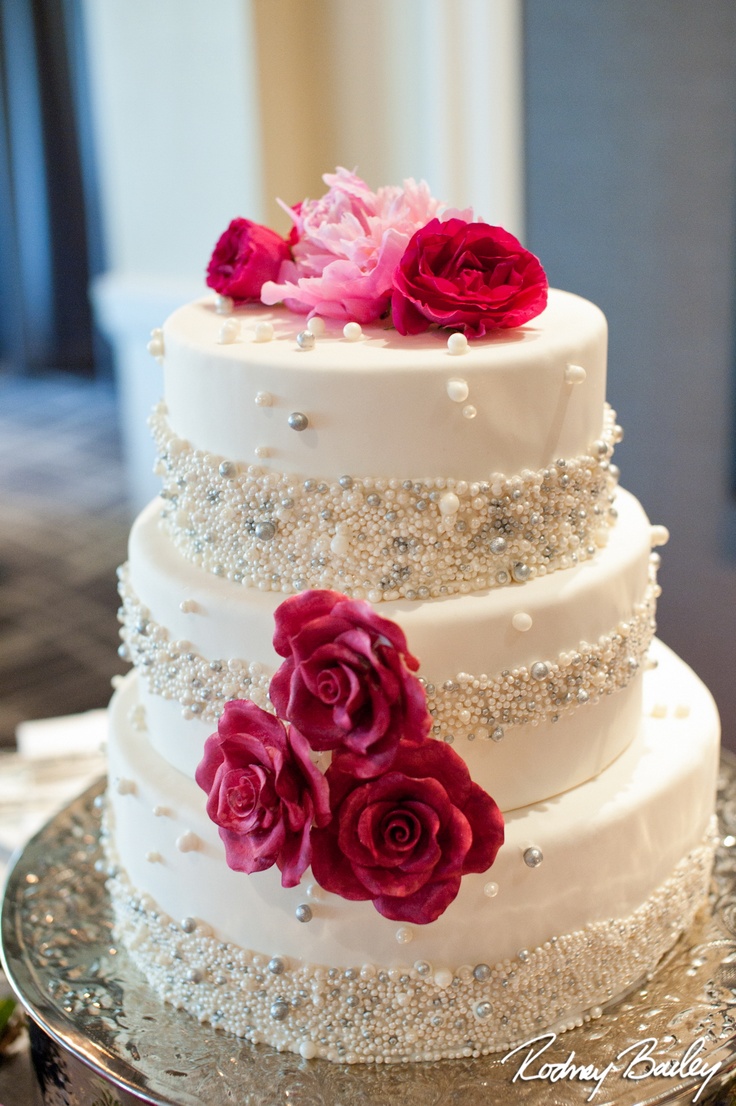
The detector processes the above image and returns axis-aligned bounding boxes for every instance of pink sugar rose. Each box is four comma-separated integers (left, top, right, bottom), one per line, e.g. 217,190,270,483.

206,218,291,302
392,218,548,338
195,700,330,887
310,740,504,924
260,167,464,324
269,590,431,777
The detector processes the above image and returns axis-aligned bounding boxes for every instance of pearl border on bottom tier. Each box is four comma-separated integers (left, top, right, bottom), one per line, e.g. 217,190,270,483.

106,828,715,1065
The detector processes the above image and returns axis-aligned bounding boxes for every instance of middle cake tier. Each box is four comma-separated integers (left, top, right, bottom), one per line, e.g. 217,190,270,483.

119,487,658,812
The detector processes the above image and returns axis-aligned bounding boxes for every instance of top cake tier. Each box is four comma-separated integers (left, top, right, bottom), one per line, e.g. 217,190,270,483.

161,288,607,482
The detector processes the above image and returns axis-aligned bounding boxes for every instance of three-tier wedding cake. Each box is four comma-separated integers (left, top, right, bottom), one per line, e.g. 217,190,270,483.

106,170,720,1064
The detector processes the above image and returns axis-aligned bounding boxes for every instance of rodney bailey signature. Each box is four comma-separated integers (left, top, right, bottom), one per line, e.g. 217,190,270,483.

502,1032,722,1103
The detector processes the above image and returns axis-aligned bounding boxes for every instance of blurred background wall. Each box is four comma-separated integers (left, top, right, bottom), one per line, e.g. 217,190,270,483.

1,0,734,743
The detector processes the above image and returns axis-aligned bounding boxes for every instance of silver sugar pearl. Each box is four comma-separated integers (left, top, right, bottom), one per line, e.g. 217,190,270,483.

523,846,544,868
288,411,309,431
218,461,235,478
531,661,549,681
475,1001,493,1019
473,963,491,981
255,521,277,541
490,536,507,555
270,1000,289,1020
268,957,285,975
491,726,504,742
296,330,316,350
511,562,531,583
295,904,313,923
181,917,196,933
339,475,353,489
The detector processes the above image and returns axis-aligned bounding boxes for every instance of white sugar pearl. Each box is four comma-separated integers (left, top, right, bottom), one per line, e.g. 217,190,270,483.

396,926,414,944
218,318,239,344
307,316,325,336
446,378,469,402
434,969,453,989
447,332,468,355
650,525,670,547
254,445,269,458
254,391,273,407
147,327,164,359
484,881,499,898
215,295,234,315
565,363,587,384
299,1040,317,1060
343,321,362,341
439,491,460,516
179,599,200,614
462,404,477,419
512,612,533,632
254,321,274,342
176,831,201,853
330,533,350,556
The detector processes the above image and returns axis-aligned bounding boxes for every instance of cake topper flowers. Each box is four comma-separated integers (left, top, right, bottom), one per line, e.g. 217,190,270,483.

196,589,505,923
206,168,547,336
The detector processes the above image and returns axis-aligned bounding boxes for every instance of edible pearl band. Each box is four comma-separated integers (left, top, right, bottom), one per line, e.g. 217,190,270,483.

117,561,657,733
150,404,620,601
107,827,714,1064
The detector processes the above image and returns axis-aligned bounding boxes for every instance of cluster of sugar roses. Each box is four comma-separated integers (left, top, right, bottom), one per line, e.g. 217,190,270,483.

196,590,504,924
206,167,547,338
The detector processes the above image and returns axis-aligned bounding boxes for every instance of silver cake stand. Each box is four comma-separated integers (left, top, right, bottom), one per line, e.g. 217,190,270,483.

4,764,736,1106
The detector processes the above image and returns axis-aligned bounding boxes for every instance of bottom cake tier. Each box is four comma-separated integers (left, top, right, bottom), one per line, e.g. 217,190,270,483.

106,639,720,1063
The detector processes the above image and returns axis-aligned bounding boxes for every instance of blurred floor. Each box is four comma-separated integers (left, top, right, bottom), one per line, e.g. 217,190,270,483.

0,372,131,748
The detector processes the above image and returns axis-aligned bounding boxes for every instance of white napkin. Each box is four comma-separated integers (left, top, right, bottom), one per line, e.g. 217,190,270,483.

0,711,108,867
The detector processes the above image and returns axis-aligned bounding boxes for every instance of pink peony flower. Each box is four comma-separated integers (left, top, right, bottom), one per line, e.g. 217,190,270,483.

195,700,330,887
310,740,505,923
260,168,463,323
206,218,291,302
269,589,431,777
392,218,548,338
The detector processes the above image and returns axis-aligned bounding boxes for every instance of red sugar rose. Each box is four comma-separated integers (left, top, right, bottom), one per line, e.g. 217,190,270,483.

269,590,431,777
206,218,291,302
392,217,548,338
310,740,504,924
195,700,330,887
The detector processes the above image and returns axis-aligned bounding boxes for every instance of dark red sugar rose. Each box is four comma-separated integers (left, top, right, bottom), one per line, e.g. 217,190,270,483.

195,700,330,887
391,217,548,338
310,740,505,924
206,217,291,302
269,590,431,777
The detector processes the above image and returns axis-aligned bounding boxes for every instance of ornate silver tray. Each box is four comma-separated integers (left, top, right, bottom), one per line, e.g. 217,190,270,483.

3,764,736,1106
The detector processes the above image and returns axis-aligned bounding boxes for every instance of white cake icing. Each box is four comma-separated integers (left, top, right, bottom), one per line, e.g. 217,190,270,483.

107,641,718,1060
118,488,656,811
106,286,720,1064
162,289,607,479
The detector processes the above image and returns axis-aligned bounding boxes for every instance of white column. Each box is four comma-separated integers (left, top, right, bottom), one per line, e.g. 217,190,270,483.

81,0,264,509
328,0,524,234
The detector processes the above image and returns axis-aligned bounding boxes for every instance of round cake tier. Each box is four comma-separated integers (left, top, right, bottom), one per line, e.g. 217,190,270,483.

161,289,607,481
106,640,719,1062
119,488,656,811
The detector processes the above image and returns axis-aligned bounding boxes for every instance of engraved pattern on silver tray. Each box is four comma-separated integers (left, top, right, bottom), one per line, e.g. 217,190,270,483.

2,768,736,1105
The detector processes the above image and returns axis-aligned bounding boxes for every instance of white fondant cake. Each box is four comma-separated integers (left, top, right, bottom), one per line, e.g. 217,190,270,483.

107,187,720,1063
